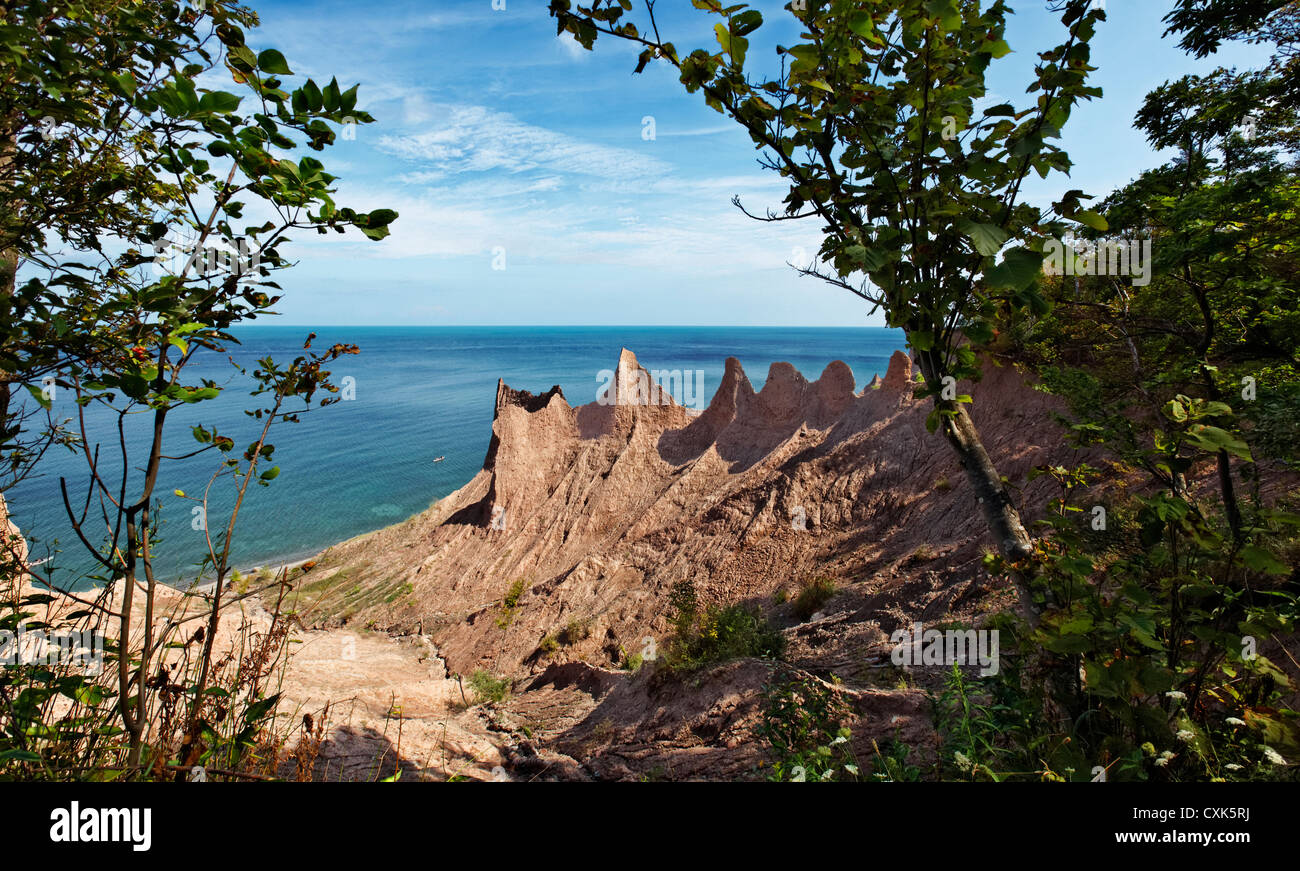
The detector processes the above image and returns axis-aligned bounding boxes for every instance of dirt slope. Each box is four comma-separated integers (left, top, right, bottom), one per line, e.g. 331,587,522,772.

267,347,1083,779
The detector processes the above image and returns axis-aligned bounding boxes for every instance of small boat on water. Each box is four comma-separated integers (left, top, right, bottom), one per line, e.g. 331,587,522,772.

433,456,445,463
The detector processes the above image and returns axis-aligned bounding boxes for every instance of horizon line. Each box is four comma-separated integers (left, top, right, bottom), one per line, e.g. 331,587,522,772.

238,323,902,329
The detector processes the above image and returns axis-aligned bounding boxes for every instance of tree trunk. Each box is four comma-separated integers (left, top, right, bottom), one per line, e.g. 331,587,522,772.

915,348,1045,621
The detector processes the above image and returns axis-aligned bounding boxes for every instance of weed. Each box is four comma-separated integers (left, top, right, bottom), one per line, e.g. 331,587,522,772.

792,576,837,622
496,578,527,629
756,668,859,782
467,670,510,704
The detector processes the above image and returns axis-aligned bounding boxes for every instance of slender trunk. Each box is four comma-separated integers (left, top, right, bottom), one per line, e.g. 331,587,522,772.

914,347,1080,719
1,128,17,466
1200,373,1243,540
914,348,1045,620
122,404,167,769
1188,272,1243,539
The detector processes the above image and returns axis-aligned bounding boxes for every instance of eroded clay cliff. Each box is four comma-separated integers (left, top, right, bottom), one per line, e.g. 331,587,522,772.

275,347,1079,779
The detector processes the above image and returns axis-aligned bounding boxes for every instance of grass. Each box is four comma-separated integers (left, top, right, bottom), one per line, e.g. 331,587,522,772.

792,576,837,622
557,618,590,646
496,578,528,629
621,648,644,672
664,602,785,673
467,670,511,704
907,544,937,565
270,558,422,624
538,618,591,658
384,581,414,603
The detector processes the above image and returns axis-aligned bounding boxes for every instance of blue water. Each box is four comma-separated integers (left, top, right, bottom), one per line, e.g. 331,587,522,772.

8,326,905,589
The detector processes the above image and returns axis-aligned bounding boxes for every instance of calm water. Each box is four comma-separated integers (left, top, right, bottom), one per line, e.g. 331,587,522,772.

8,326,905,589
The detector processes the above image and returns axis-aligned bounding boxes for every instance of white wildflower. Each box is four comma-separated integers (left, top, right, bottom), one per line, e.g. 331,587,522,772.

1166,690,1187,701
1176,730,1195,743
1262,746,1286,766
1225,717,1246,727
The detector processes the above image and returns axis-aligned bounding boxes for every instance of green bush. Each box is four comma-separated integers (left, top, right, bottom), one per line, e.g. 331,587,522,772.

467,670,511,704
943,465,1300,782
496,578,527,629
557,618,590,646
792,576,837,622
756,669,859,782
662,580,784,672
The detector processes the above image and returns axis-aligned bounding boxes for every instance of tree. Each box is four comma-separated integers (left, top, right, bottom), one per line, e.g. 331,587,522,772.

0,0,397,776
549,0,1108,616
0,0,394,489
971,0,1300,777
1017,0,1300,535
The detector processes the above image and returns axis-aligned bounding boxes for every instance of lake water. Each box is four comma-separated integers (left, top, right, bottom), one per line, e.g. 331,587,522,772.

7,325,906,589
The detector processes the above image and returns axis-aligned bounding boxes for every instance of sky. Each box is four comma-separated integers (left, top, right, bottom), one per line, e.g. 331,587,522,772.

232,0,1273,327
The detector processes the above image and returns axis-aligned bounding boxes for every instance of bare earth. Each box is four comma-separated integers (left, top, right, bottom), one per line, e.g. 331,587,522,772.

259,347,1090,780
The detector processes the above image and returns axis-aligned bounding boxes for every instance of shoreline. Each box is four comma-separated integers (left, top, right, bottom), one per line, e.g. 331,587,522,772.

191,555,316,594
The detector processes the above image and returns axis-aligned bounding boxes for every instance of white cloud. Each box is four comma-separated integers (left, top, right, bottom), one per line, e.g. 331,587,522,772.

376,104,669,180
658,125,736,137
556,32,589,61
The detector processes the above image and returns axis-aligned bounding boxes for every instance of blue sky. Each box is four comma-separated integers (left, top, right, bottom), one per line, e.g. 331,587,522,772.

241,0,1271,327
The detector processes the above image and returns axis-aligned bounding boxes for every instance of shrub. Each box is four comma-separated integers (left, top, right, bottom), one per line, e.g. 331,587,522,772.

756,668,859,782
792,576,837,622
869,739,922,782
496,578,527,629
933,469,1300,782
907,544,936,564
0,569,302,781
467,670,511,704
557,618,590,646
663,581,785,672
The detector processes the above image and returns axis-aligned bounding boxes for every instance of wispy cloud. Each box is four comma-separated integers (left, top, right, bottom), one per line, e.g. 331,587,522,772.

376,104,670,180
657,125,736,137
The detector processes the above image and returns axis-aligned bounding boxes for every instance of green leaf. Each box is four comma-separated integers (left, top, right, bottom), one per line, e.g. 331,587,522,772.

731,9,762,36
227,45,257,71
979,39,1012,58
957,220,1008,257
0,749,41,763
23,382,51,410
1239,545,1288,576
257,49,292,76
198,91,242,114
983,247,1044,291
848,13,876,39
1184,425,1253,461
1074,209,1109,231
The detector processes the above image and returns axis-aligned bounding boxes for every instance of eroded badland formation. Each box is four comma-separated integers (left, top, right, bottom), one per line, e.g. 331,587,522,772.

255,347,1093,780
